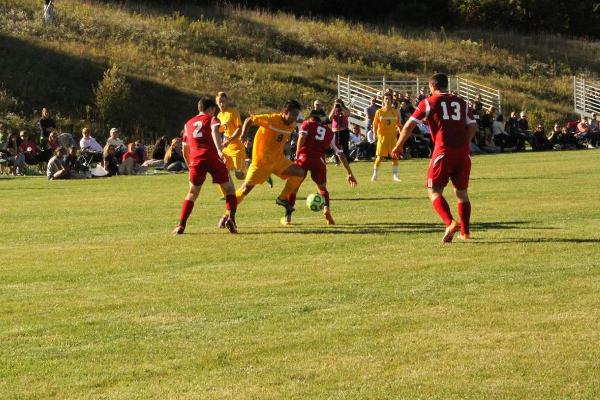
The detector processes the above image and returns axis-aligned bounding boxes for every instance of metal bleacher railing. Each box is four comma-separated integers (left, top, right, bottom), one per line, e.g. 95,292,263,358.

574,76,600,117
337,75,502,130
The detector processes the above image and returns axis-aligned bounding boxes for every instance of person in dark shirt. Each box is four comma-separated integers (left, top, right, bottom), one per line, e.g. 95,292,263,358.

152,136,167,160
38,108,57,140
532,124,552,150
103,144,119,176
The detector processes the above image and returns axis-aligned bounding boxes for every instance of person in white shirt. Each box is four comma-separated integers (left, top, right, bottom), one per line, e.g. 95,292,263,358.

79,128,103,153
106,127,126,158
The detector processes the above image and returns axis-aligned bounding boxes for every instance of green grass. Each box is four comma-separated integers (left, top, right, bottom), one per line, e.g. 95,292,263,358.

1,151,599,399
1,0,598,136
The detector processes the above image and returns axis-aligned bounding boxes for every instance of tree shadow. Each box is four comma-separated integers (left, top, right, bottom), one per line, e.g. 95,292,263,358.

470,238,600,245
333,197,422,201
0,34,198,136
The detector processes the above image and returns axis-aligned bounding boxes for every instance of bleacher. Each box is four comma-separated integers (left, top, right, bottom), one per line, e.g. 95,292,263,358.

337,75,503,129
574,76,600,118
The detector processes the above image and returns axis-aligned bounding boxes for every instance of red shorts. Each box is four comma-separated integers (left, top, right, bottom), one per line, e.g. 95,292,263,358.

426,151,471,190
295,154,327,184
189,158,230,186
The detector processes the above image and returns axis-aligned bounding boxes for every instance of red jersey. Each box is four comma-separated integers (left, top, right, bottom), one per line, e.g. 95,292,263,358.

182,113,221,164
410,94,476,155
297,120,338,158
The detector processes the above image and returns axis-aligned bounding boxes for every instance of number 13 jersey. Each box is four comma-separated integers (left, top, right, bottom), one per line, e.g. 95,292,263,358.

410,94,476,155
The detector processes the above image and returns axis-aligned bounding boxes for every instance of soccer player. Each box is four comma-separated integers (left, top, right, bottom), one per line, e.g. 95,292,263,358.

236,100,306,222
172,97,238,235
372,92,402,182
392,73,478,243
216,92,246,180
288,110,357,225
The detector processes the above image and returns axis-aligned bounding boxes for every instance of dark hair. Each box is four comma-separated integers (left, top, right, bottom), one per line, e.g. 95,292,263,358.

496,114,504,122
54,146,65,155
198,96,218,112
283,99,302,112
308,110,323,121
154,136,167,150
429,73,449,91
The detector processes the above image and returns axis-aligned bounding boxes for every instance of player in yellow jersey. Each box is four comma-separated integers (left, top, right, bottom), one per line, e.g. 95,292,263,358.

372,92,402,182
236,100,306,225
216,92,246,180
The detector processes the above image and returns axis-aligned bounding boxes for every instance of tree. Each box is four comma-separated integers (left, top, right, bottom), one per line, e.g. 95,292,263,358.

93,64,131,129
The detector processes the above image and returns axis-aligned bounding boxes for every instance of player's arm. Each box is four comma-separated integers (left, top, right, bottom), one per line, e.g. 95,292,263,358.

239,117,254,143
330,138,357,187
211,122,224,159
373,110,380,133
224,113,243,145
465,104,478,142
295,131,307,161
182,126,191,166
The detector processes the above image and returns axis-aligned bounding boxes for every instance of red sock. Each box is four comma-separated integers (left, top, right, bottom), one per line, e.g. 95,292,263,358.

432,195,454,226
318,189,330,208
225,194,237,218
458,201,471,235
287,192,297,209
179,199,195,226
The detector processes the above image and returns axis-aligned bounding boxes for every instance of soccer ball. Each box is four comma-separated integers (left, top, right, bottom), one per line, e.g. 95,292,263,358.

306,193,325,212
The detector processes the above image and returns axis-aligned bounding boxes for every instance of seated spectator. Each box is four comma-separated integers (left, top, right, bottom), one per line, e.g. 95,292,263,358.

164,138,187,172
532,124,552,150
590,112,600,137
18,131,41,166
548,123,562,147
103,144,120,176
575,117,597,148
0,123,9,174
473,94,484,115
4,132,27,175
492,115,514,151
66,146,83,172
80,127,104,156
349,124,371,160
40,130,61,163
119,142,146,175
106,128,126,158
134,140,147,163
559,127,578,150
142,136,167,168
47,147,70,180
505,111,523,149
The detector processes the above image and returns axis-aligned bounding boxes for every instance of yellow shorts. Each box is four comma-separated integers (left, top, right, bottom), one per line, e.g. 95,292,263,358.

223,146,246,172
376,134,397,158
245,158,293,186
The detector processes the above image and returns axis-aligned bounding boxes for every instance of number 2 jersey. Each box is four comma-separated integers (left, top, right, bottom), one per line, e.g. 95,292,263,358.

409,93,476,156
297,120,340,159
182,114,221,165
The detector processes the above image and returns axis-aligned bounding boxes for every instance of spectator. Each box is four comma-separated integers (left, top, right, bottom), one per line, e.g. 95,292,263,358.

47,147,70,180
492,115,514,151
398,100,414,124
40,130,61,163
18,131,41,166
364,97,378,133
106,128,126,158
548,123,562,148
0,123,9,174
480,106,496,147
134,140,147,164
365,123,376,159
103,144,119,176
590,112,599,138
473,94,484,115
328,98,351,164
80,127,103,154
575,117,597,148
65,146,82,172
43,0,54,24
416,87,428,104
505,111,523,149
142,136,167,168
164,137,187,172
350,124,370,160
4,132,27,175
312,100,328,122
532,124,552,150
402,91,412,107
119,142,146,175
559,126,578,150
38,107,57,140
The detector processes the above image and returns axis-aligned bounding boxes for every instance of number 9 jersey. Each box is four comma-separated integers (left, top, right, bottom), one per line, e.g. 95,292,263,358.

409,94,476,156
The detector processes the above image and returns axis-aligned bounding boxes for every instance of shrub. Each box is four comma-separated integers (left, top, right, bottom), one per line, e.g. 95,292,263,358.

93,64,131,130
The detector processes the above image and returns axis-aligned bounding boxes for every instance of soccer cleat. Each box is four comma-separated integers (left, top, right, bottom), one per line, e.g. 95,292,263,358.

217,215,228,229
225,216,238,234
392,174,401,182
323,209,335,225
280,215,292,226
172,225,185,235
371,171,378,182
459,233,470,241
442,220,460,243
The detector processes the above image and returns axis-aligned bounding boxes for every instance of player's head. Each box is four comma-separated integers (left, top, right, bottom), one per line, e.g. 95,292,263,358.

281,99,302,124
308,109,322,122
429,73,449,94
198,96,218,116
216,91,228,109
383,92,393,108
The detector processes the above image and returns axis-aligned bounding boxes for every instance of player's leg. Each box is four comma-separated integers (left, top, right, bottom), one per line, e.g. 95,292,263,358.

276,161,305,225
172,181,202,235
233,151,246,180
427,155,459,243
236,162,266,204
372,156,382,181
218,180,239,233
451,156,472,240
316,182,335,225
392,158,401,182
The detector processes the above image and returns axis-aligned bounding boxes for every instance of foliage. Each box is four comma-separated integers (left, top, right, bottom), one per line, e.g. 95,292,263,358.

93,64,132,130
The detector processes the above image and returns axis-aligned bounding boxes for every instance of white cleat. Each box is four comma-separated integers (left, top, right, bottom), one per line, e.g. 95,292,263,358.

392,174,401,182
371,172,378,182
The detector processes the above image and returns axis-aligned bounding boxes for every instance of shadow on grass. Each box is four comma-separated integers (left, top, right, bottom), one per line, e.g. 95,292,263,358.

333,197,422,201
470,238,600,244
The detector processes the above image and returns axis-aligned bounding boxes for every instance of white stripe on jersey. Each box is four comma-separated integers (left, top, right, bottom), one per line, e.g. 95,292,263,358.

409,116,422,124
268,124,291,134
425,99,431,118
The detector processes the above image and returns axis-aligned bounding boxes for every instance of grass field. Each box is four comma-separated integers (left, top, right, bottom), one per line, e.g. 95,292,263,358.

1,151,599,399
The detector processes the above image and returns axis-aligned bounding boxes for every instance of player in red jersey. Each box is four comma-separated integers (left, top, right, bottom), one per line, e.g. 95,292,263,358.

392,73,478,243
279,110,357,225
172,97,238,235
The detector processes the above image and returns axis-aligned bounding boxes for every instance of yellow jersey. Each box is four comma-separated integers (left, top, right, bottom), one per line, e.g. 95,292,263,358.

373,107,400,137
218,108,243,151
250,113,296,166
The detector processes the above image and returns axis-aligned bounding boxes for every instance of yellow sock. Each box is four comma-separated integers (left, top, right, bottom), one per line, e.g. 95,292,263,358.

235,189,246,204
374,157,382,168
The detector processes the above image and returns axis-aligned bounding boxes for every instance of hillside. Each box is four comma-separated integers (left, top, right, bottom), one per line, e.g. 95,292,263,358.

1,0,599,138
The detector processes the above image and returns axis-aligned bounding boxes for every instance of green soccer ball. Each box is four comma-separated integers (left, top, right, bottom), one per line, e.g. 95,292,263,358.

306,193,325,212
